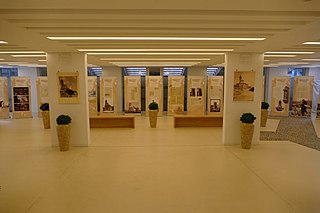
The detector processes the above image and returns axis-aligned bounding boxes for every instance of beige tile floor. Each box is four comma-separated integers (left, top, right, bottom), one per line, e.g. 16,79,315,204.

1,116,320,213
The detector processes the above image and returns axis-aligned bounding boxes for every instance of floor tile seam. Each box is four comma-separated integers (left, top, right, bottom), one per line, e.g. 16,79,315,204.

24,149,88,213
226,148,298,213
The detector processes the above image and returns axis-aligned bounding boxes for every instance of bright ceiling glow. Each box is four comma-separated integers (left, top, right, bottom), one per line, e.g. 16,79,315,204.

302,59,320,61
88,53,224,55
11,55,46,57
79,49,234,52
47,36,266,41
0,41,8,44
38,59,47,62
265,51,314,54
100,58,211,61
0,59,4,60
0,51,45,54
264,55,297,58
109,62,201,67
303,42,320,45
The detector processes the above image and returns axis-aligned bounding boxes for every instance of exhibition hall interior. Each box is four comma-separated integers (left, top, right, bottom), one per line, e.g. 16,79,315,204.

1,0,320,212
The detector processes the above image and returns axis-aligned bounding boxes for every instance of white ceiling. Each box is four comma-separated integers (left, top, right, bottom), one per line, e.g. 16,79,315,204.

0,0,320,68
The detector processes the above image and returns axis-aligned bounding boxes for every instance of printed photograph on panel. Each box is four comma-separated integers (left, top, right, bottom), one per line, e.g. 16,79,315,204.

13,87,30,111
210,99,220,112
57,72,80,103
233,71,255,101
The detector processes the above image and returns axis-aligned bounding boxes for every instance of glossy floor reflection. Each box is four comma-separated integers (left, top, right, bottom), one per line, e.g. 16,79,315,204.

0,117,320,213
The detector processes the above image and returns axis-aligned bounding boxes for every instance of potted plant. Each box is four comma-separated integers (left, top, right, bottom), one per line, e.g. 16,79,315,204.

240,113,256,149
56,114,72,151
261,102,269,127
40,103,50,129
148,101,159,128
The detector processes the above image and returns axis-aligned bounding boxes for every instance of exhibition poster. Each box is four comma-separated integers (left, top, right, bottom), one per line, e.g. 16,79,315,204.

188,76,205,115
36,77,49,117
87,76,97,116
168,76,184,114
11,77,32,118
146,76,163,115
100,77,117,114
57,72,80,104
233,71,255,101
270,76,290,116
124,76,141,113
292,76,314,117
0,77,9,119
208,76,223,116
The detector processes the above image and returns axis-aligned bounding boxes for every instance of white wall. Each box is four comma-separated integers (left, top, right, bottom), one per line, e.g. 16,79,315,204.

102,66,123,113
309,67,320,80
18,67,38,116
188,66,207,76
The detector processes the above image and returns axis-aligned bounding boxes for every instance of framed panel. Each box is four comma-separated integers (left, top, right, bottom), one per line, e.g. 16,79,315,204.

146,76,163,116
270,76,290,116
187,76,205,115
207,76,223,116
168,76,184,115
292,76,314,117
57,72,80,104
88,76,98,116
100,77,117,114
124,76,141,113
233,71,255,101
36,77,49,117
0,77,9,119
11,77,32,118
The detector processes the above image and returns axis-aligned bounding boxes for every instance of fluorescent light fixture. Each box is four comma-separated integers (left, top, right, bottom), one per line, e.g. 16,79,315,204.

264,55,297,58
0,51,45,54
48,36,265,41
100,58,211,61
303,42,320,45
11,55,46,57
0,61,25,64
277,62,309,65
264,60,270,62
302,59,320,61
38,59,47,62
88,53,224,55
0,59,4,60
109,62,201,67
79,49,233,52
0,41,8,44
265,51,314,54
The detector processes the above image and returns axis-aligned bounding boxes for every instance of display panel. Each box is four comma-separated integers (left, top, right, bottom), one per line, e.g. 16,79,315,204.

11,77,32,118
146,76,163,115
0,77,9,119
292,76,314,117
36,77,49,117
270,76,291,116
207,76,223,116
57,72,80,104
124,76,141,113
168,76,184,114
88,76,98,116
187,76,205,115
100,77,117,114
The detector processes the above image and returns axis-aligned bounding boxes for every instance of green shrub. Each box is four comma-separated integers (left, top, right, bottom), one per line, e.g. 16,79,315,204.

240,113,256,124
261,102,270,109
56,114,72,125
40,103,49,111
148,101,159,110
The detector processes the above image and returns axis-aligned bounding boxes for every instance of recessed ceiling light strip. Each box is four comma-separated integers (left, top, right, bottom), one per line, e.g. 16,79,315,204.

79,49,233,52
303,42,320,45
88,52,224,55
264,55,297,58
11,55,46,57
265,51,314,54
0,41,8,44
302,59,320,61
100,58,211,61
47,36,265,41
0,51,45,54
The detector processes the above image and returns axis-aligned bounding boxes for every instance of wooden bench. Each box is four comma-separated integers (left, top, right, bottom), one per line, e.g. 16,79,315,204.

89,116,135,128
174,115,223,128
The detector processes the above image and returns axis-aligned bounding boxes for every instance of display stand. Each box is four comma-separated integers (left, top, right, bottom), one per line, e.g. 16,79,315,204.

270,76,291,116
292,76,314,117
146,76,163,116
100,77,117,115
124,76,141,114
0,77,9,119
87,76,98,116
36,77,49,117
207,76,223,116
11,77,32,118
187,76,205,115
168,76,184,115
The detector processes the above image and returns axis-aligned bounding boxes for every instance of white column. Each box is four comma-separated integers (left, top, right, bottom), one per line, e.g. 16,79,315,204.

102,66,123,113
18,66,38,116
47,53,90,147
223,53,263,145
